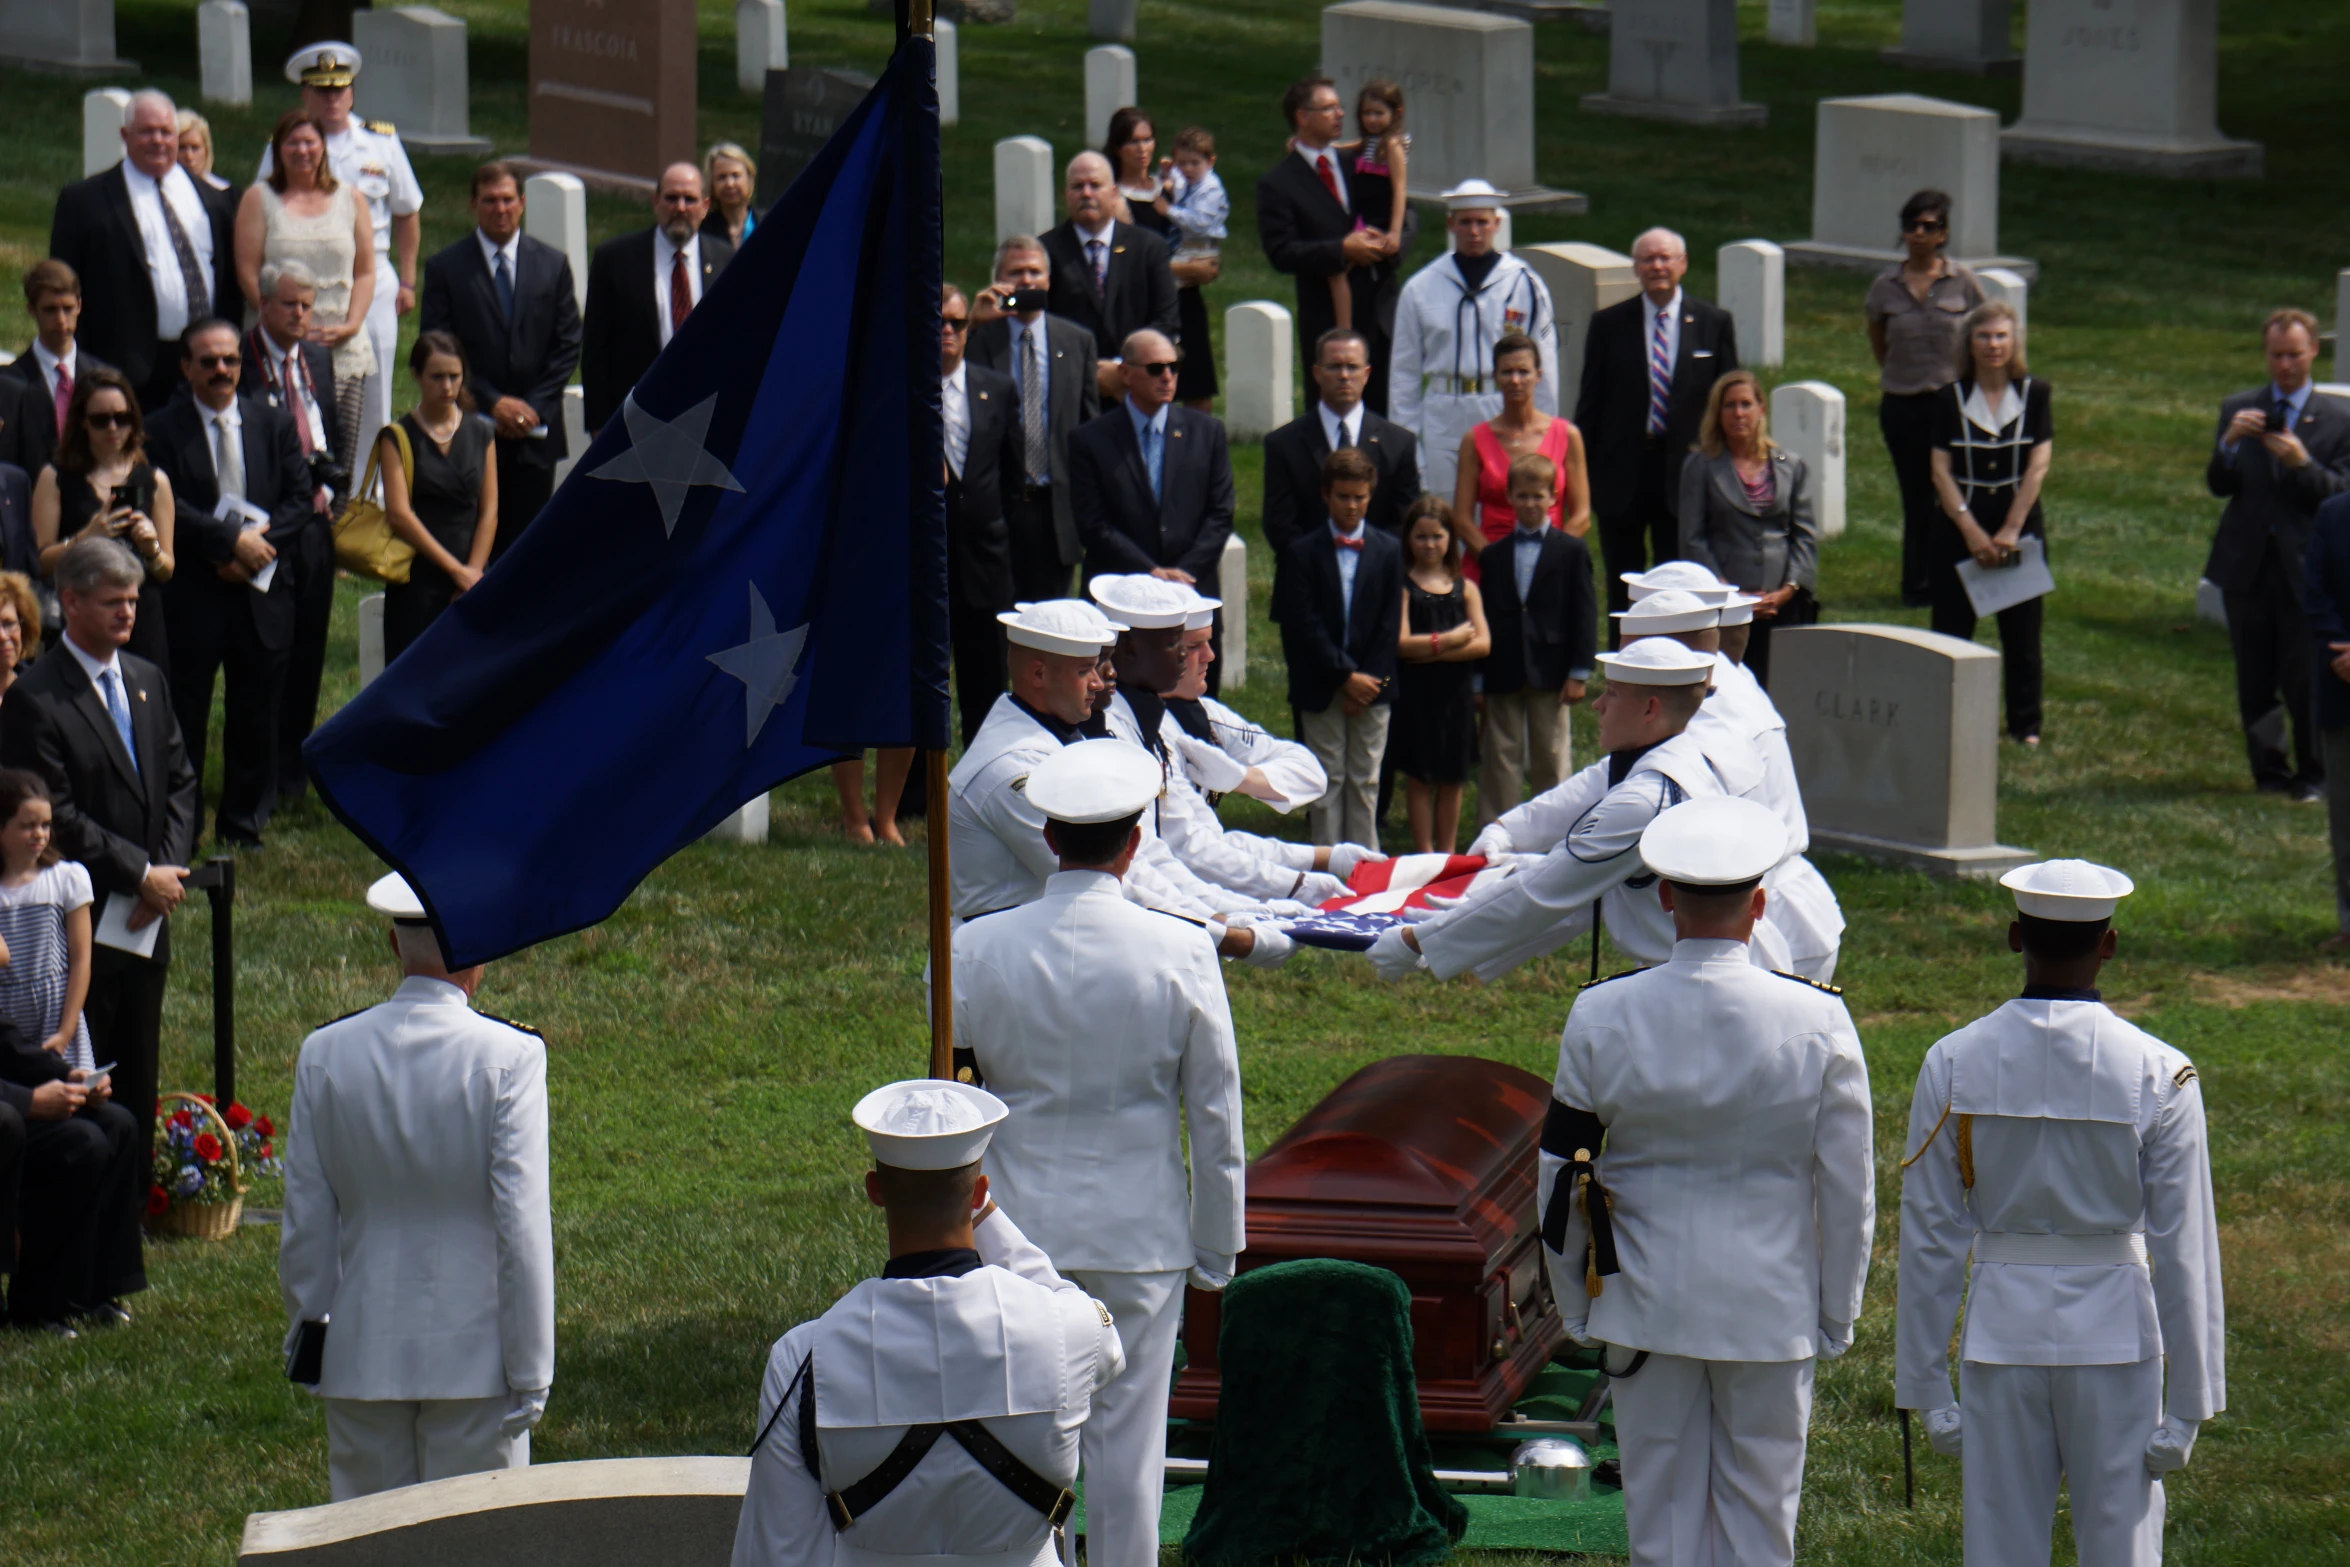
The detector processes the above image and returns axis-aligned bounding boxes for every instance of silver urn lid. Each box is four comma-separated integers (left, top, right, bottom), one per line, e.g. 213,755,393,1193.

1509,1436,1594,1500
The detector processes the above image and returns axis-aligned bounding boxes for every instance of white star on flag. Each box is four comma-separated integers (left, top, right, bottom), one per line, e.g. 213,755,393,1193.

589,392,745,535
707,583,809,746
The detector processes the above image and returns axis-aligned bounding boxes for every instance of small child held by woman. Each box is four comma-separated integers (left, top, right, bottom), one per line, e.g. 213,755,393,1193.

0,769,94,1071
1329,79,1409,333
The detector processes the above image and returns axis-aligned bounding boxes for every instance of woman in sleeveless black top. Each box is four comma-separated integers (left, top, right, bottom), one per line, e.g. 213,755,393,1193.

381,333,498,662
36,369,176,672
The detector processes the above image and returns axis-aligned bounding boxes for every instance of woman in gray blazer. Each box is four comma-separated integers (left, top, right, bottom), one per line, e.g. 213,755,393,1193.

1680,370,1817,687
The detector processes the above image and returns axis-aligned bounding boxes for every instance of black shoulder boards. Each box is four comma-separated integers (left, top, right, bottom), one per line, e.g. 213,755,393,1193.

477,1011,545,1039
1771,970,1844,996
1579,967,1642,991
313,1006,371,1030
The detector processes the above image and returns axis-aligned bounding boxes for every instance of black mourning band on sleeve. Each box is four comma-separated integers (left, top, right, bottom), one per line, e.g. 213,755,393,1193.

1542,1098,1606,1161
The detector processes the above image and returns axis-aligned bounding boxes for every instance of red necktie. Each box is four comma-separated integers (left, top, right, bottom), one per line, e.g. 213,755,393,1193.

1316,152,1341,207
669,249,692,336
286,348,328,513
52,366,71,437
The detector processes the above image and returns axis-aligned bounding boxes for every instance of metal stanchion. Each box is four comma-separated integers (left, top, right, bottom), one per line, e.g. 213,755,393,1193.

184,854,236,1104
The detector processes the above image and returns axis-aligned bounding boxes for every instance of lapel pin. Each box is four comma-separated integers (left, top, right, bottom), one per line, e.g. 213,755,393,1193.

1112,246,1126,255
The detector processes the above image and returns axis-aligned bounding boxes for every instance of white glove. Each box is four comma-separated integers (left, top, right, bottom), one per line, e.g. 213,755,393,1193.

1171,732,1249,794
1365,924,1424,980
1295,871,1351,905
1922,1405,1963,1458
2145,1416,2199,1475
1815,1321,1853,1361
1189,1250,1237,1291
1239,923,1292,968
502,1386,550,1439
1467,825,1511,859
1561,1318,1598,1348
1325,843,1389,878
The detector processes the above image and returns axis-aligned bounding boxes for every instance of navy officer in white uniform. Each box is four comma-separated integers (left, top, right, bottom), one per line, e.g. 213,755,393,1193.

1540,798,1873,1567
733,1078,1125,1567
1897,860,2224,1567
952,742,1246,1567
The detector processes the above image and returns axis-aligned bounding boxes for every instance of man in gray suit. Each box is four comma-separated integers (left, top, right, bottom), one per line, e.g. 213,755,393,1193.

968,236,1100,603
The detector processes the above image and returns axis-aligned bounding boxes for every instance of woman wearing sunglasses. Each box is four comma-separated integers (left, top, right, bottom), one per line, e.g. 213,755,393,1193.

31,368,175,670
1865,189,1985,611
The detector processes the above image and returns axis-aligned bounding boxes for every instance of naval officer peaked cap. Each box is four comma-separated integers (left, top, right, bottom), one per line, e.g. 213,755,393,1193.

288,42,361,86
999,599,1126,657
1612,587,1721,636
1441,179,1505,211
1024,739,1163,824
1623,561,1733,604
854,1079,1010,1170
365,871,429,922
1714,592,1762,628
2001,859,2135,921
1595,638,1717,686
1640,797,1788,887
1089,573,1211,630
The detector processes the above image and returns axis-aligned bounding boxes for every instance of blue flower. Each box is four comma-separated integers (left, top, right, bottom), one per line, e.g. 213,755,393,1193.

176,1166,206,1196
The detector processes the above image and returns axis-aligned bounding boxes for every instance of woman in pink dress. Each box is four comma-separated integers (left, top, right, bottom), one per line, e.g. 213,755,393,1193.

1448,330,1591,579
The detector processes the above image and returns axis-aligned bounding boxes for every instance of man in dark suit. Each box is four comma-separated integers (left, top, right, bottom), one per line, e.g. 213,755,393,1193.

968,237,1100,602
1257,77,1407,414
1476,459,1598,826
0,462,34,580
240,262,347,806
1574,227,1738,626
1274,447,1403,848
148,320,313,846
0,1020,144,1335
941,284,1024,745
48,90,236,412
581,162,732,436
0,376,53,480
1263,328,1420,622
1043,152,1179,404
5,259,110,474
2302,488,2350,949
2206,309,2350,800
0,535,200,1161
422,163,583,562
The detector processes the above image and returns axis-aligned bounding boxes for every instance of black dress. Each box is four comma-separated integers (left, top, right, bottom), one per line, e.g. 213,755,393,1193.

57,462,169,675
1928,376,2053,739
383,411,494,662
1129,195,1219,403
1391,577,1476,784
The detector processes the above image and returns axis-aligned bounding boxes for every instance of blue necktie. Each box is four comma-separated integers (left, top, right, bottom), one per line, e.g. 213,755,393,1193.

101,667,138,779
494,251,516,321
1143,420,1164,502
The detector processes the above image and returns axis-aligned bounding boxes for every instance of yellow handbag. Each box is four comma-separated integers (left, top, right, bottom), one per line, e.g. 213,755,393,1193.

332,422,416,585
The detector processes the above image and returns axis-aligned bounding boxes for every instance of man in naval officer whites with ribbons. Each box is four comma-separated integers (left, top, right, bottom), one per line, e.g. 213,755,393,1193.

1897,860,2224,1567
732,1079,1125,1567
952,742,1246,1567
1540,798,1874,1567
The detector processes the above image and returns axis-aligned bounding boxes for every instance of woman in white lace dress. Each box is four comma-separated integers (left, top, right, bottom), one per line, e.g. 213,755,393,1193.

235,108,376,473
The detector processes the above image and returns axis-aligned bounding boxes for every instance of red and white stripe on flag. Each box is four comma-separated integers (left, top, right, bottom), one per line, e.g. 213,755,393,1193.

1318,853,1509,914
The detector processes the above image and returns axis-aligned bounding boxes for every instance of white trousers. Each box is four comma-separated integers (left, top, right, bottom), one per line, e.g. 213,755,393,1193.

1064,1269,1183,1567
1611,1353,1814,1567
1300,702,1391,849
324,1393,527,1501
1414,390,1502,504
1960,1358,2165,1567
354,278,399,457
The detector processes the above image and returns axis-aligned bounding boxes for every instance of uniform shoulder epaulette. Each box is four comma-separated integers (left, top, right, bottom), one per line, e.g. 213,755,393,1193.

1771,969,1844,996
366,119,397,135
2172,1063,2198,1088
313,1006,372,1030
1579,967,1642,991
477,1010,544,1039
1145,906,1211,928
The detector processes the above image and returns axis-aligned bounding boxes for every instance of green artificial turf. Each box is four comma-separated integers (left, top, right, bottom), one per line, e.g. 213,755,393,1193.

2,2,2347,1563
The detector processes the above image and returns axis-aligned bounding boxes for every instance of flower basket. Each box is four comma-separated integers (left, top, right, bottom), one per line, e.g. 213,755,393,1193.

147,1091,277,1241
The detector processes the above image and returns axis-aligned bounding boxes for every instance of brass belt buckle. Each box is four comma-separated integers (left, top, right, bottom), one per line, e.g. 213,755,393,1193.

1048,1488,1076,1527
826,1491,856,1531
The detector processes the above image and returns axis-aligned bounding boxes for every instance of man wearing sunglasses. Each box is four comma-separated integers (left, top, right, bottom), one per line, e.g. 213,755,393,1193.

940,283,1025,746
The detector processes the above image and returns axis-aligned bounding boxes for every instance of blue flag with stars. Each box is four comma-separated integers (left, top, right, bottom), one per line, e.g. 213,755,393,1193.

305,37,947,967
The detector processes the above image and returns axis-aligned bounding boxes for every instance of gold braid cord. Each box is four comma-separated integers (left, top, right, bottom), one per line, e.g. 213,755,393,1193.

1897,1098,1976,1189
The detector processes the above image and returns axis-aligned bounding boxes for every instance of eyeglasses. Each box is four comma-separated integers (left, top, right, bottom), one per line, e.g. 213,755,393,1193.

941,316,970,331
1318,361,1369,376
194,353,240,369
84,411,132,430
1904,218,1948,234
1134,361,1180,377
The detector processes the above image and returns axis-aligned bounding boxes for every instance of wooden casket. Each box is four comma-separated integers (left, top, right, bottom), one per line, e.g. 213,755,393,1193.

1169,1054,1564,1433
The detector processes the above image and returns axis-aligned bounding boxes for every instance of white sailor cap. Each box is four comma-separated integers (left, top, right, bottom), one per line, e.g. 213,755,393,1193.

1441,179,1505,212
2000,859,2135,922
1088,573,1197,631
365,871,427,922
1595,638,1717,686
998,599,1125,657
1612,587,1720,636
1024,739,1162,824
1715,592,1762,628
853,1079,1008,1170
1180,582,1222,631
1640,797,1788,887
287,42,361,87
1623,562,1732,604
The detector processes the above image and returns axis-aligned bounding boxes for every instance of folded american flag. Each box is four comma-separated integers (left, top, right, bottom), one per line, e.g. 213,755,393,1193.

1317,853,1502,914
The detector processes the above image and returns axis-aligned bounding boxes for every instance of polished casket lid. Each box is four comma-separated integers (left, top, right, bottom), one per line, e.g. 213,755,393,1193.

1247,1054,1548,1214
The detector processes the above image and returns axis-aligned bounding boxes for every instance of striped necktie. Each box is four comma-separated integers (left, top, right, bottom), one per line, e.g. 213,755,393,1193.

1646,303,1672,436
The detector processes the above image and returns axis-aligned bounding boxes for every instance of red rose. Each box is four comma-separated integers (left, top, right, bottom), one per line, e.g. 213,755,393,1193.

195,1093,214,1104
255,1115,275,1138
146,1184,170,1217
169,1109,193,1129
224,1102,252,1130
193,1132,223,1162
258,1140,274,1159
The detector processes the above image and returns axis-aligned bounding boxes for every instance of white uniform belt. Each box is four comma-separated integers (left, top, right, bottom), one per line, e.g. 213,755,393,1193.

1973,1231,2147,1266
835,1537,1056,1567
1422,374,1487,396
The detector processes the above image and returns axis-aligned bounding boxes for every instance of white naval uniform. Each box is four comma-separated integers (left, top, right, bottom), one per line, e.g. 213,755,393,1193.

952,871,1246,1567
259,118,423,449
1541,941,1874,1567
279,976,554,1500
1698,653,1844,981
944,693,1220,921
1420,729,1797,982
1896,994,2225,1567
732,1207,1126,1567
1169,693,1337,872
1388,250,1558,501
1102,693,1310,904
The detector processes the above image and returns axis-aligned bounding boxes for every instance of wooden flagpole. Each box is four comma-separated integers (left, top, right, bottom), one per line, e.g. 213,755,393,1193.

925,747,953,1079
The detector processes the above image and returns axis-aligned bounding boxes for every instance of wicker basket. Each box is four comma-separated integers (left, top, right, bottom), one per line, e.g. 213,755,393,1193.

146,1091,246,1241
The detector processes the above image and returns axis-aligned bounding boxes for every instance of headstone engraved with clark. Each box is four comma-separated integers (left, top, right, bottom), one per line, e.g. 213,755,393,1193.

199,0,254,109
1881,0,2018,75
528,0,699,193
1786,95,2034,279
1775,624,2031,876
2000,0,2261,179
353,7,490,155
757,68,876,212
1581,0,1766,129
0,0,134,74
1769,381,1844,541
1515,242,1635,403
1321,1,1584,213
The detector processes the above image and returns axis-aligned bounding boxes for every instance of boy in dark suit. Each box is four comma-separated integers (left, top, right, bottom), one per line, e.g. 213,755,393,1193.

1275,447,1404,847
1476,452,1596,826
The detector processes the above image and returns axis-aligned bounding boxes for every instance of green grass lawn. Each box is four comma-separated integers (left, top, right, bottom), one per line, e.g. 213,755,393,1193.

1,2,2347,1563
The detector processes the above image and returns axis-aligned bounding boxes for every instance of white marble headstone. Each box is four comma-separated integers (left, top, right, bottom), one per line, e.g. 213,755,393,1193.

1718,240,1783,369
1977,267,2028,340
1766,0,1814,47
1583,0,1766,128
82,88,131,179
1515,243,1637,402
553,384,587,486
352,7,490,154
705,795,771,845
1219,535,1248,688
1882,0,2017,75
736,0,788,96
525,172,590,315
2001,0,2261,179
199,1,253,109
993,136,1055,244
0,0,127,72
1786,94,2033,277
1222,300,1293,443
935,17,958,128
1769,381,1844,541
357,594,386,689
1083,44,1135,150
1090,0,1138,43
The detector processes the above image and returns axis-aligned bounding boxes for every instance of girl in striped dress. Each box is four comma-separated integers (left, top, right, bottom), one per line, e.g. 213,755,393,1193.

0,769,93,1071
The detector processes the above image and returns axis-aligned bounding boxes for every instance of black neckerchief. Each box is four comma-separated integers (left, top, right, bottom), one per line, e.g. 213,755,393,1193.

1079,707,1110,738
1606,741,1660,787
1162,695,1217,743
1123,688,1169,759
2021,985,2102,1003
1011,695,1083,745
1453,249,1503,292
882,1247,983,1280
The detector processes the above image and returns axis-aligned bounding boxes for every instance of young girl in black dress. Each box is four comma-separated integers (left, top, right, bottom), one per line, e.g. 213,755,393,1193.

1391,496,1489,852
1329,79,1409,334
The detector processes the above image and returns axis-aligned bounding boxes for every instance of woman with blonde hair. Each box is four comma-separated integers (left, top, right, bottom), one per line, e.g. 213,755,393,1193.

1678,369,1819,686
0,572,40,702
176,109,231,192
703,142,759,250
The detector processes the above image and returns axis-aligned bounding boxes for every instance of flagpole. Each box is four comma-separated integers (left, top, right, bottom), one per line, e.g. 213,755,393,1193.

925,748,954,1078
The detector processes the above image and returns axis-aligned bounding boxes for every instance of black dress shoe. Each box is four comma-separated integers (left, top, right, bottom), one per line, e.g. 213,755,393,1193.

71,1300,131,1327
2293,781,2327,805
13,1318,77,1340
